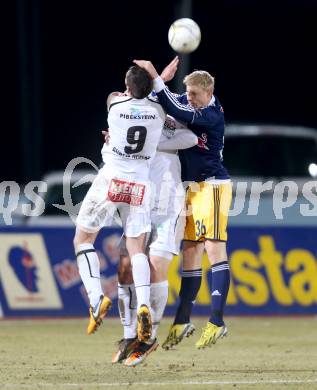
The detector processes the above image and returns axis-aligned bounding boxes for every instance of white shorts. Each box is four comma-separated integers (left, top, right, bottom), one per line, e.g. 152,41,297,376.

148,190,185,256
119,167,186,258
119,202,185,259
76,167,151,237
148,152,185,256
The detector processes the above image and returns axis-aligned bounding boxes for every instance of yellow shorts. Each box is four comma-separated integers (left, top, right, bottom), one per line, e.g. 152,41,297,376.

184,181,232,242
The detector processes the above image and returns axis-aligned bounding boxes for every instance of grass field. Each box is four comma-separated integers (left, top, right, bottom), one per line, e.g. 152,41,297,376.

0,317,317,389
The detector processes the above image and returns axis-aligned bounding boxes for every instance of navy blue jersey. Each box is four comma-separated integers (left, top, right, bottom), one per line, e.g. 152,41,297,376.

156,87,229,182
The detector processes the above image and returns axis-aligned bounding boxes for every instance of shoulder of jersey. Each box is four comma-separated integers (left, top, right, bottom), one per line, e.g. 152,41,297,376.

108,96,132,111
146,95,161,105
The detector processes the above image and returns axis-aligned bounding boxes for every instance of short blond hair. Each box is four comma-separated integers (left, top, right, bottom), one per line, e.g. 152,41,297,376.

183,70,215,93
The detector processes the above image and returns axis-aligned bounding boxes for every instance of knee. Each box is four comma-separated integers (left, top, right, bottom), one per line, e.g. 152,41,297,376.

150,258,163,274
73,234,80,253
73,228,96,253
206,246,218,263
118,259,133,284
205,241,227,264
73,231,85,253
149,256,169,283
182,241,204,269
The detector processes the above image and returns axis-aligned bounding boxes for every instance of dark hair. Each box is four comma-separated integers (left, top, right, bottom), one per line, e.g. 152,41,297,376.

126,65,153,99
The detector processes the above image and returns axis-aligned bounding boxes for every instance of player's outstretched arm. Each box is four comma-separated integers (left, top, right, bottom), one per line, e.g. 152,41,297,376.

160,56,179,82
158,129,198,151
134,57,179,82
133,60,159,79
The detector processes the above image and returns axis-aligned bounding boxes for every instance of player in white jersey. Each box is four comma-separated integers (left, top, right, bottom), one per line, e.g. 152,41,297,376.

74,65,165,340
112,116,198,366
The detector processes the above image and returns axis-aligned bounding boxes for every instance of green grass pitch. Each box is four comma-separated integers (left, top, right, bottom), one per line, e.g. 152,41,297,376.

0,317,316,389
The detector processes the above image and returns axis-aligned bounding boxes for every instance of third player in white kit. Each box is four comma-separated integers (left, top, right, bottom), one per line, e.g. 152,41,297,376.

113,116,198,366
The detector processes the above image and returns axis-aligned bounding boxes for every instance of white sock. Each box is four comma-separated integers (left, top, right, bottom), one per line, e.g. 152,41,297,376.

76,243,103,307
150,281,168,340
131,253,150,310
118,283,137,339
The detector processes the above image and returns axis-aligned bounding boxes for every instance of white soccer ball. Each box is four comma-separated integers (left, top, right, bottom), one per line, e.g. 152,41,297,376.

168,18,201,54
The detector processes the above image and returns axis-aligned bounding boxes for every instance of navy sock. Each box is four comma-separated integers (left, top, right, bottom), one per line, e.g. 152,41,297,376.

174,268,202,324
207,267,212,293
209,261,230,327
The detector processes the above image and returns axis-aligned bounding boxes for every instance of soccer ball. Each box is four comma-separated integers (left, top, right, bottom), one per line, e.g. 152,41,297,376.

168,18,201,54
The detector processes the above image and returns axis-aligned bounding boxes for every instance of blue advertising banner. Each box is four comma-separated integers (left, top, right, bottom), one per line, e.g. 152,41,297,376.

0,227,316,317
0,227,122,317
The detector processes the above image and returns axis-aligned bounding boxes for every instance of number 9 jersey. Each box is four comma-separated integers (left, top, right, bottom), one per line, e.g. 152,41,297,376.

105,95,166,181
77,96,165,237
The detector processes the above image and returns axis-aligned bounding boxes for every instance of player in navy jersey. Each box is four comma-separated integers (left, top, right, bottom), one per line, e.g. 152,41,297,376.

134,57,232,350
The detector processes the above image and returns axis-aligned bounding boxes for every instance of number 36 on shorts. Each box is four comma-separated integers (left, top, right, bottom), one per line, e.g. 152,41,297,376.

184,181,232,242
195,219,206,237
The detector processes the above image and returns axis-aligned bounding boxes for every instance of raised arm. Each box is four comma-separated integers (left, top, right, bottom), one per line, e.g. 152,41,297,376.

160,56,179,82
134,59,218,127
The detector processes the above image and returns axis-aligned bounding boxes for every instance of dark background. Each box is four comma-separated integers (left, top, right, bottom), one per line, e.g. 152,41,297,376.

3,0,317,183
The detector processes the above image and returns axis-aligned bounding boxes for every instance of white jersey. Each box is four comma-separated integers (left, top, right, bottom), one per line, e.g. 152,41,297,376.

147,117,198,256
104,95,165,180
151,116,198,199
